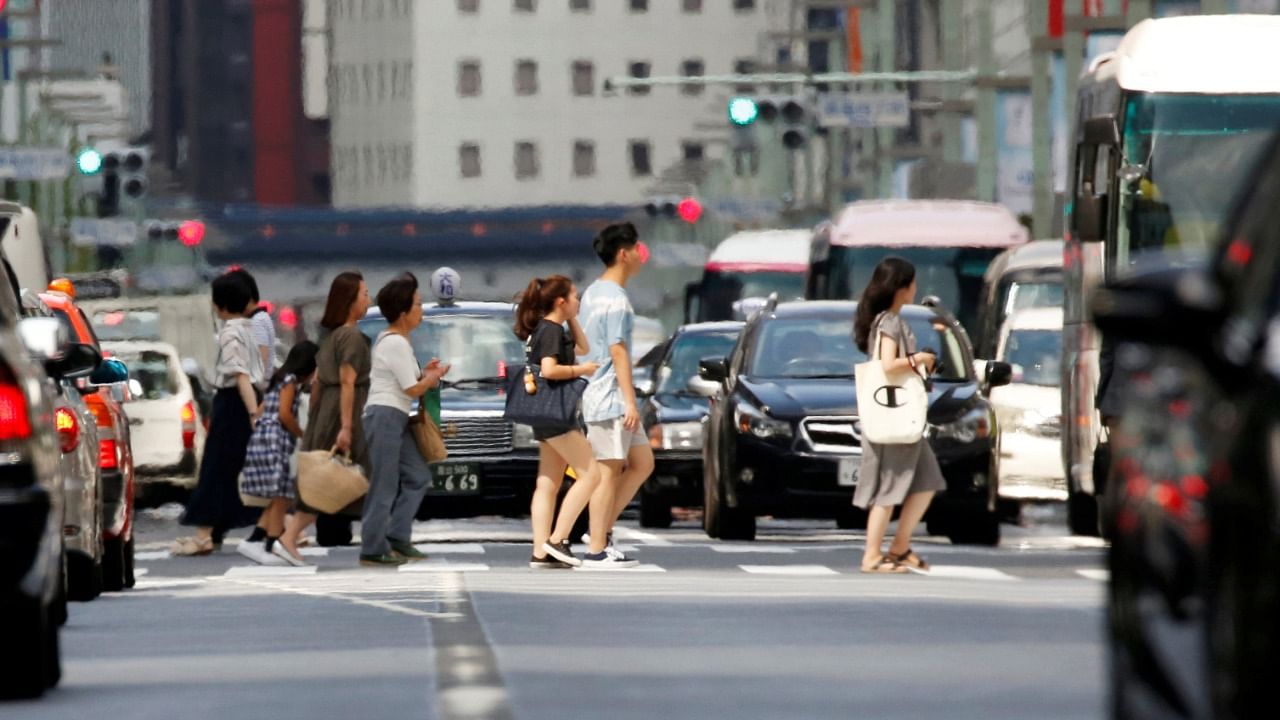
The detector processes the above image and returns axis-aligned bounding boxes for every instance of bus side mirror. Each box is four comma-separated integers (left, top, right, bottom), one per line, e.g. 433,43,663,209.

1075,191,1109,242
1082,116,1119,146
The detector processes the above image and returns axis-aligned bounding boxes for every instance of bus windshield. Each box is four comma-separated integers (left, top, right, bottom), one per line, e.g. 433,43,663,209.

696,269,805,322
821,245,1005,335
1115,93,1280,275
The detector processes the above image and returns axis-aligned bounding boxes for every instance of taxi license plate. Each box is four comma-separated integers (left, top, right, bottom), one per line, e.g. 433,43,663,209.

429,462,481,494
837,457,859,487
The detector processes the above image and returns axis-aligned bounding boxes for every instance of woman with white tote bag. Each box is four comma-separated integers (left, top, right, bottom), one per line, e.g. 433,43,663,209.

851,257,945,574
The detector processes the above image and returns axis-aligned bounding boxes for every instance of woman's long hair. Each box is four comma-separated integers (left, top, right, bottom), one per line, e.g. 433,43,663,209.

853,257,916,353
514,275,573,340
320,271,364,330
269,341,319,392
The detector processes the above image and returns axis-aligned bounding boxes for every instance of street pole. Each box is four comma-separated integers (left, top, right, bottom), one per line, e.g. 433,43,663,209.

1127,0,1153,22
975,1,997,202
1062,1,1085,177
940,0,964,164
1201,0,1229,13
874,0,895,199
1028,0,1053,239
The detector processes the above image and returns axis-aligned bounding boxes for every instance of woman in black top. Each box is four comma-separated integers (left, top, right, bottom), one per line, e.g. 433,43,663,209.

514,275,600,568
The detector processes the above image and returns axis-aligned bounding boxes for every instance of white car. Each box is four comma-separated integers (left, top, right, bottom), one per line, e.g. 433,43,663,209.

989,308,1065,502
101,340,205,485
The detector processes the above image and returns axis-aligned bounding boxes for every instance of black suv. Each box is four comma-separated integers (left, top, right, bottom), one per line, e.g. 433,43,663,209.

695,301,1010,544
636,321,743,527
1091,141,1280,718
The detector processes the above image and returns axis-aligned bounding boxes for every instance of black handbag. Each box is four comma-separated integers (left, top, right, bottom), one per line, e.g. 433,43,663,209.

503,343,587,428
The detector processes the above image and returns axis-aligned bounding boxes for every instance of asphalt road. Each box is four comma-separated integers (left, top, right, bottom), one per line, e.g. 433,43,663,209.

7,506,1107,720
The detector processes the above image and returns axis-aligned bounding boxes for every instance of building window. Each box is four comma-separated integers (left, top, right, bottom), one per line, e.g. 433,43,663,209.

571,60,594,96
515,60,539,96
514,0,535,11
458,60,481,97
459,143,481,178
515,141,539,179
682,0,701,12
733,0,755,10
628,61,650,96
569,0,590,11
734,58,757,93
629,0,647,11
573,140,596,177
458,0,479,12
681,59,704,96
630,140,652,176
683,142,704,161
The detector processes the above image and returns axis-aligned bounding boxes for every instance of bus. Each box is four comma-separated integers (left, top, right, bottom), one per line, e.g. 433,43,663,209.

806,200,1029,338
1062,14,1280,535
683,230,809,323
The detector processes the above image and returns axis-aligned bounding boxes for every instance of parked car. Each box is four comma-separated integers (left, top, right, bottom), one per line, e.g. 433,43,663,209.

1089,136,1280,719
102,340,205,486
988,308,1066,502
973,239,1064,360
0,246,81,698
693,300,1010,544
21,291,105,602
41,285,137,592
636,321,743,527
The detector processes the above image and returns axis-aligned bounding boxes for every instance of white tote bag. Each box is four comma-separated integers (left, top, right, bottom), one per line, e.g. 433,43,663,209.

855,317,928,445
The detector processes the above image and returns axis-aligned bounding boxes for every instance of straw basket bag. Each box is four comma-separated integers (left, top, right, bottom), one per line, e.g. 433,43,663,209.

296,448,369,514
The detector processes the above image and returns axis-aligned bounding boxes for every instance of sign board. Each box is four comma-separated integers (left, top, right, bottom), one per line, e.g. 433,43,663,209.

0,147,71,180
816,92,910,129
705,197,784,223
70,218,138,247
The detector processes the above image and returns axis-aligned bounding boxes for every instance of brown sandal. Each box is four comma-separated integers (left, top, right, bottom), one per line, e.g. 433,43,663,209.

860,556,909,574
888,548,930,573
170,536,214,557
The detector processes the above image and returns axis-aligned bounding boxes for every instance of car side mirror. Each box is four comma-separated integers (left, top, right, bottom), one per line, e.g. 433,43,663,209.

687,374,720,398
698,356,729,382
128,379,144,399
985,361,1013,389
50,343,102,381
633,366,655,397
18,317,69,363
1092,267,1224,359
89,357,130,386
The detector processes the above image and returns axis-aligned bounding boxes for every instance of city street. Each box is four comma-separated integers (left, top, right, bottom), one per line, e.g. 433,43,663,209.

11,507,1106,720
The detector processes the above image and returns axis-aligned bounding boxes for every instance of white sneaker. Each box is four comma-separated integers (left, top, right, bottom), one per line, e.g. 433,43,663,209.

580,550,639,569
580,533,626,560
237,540,285,566
270,542,307,567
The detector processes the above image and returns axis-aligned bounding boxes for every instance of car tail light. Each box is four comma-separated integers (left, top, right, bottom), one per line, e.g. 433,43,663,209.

55,407,80,453
86,395,114,428
99,438,119,470
181,400,196,450
0,375,32,441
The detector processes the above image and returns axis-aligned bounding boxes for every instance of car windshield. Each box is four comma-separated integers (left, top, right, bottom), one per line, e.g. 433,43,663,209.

824,246,1004,335
359,311,525,382
698,270,805,321
1000,329,1061,387
93,309,162,341
1115,93,1280,276
1003,280,1062,316
750,314,969,382
112,350,179,399
657,331,740,394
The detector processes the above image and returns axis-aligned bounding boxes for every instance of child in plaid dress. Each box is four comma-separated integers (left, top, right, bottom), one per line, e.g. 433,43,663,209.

240,342,319,565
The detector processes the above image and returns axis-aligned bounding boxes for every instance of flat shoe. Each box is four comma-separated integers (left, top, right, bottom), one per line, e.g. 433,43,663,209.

888,547,930,573
171,536,214,557
860,556,909,574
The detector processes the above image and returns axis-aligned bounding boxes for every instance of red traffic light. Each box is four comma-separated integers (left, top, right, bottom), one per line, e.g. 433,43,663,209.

177,220,206,247
677,197,703,224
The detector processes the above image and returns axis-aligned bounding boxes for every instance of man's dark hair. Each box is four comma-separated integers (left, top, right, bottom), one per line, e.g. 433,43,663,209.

376,272,419,324
225,268,260,303
212,273,254,314
592,222,639,266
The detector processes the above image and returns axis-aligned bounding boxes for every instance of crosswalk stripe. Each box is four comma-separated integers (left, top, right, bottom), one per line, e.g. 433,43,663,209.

135,550,171,561
613,527,672,547
412,543,486,555
739,564,838,576
224,565,318,577
711,545,797,554
1076,569,1109,582
398,562,491,573
573,564,667,573
925,566,1019,581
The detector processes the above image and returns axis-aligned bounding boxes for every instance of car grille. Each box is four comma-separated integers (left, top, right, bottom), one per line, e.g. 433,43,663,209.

800,417,862,454
439,416,513,455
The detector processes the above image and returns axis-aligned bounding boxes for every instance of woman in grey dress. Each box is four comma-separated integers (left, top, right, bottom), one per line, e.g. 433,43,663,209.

852,257,945,574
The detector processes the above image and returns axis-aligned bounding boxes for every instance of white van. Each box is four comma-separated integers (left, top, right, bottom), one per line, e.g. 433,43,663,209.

0,202,50,293
684,230,810,323
989,307,1065,501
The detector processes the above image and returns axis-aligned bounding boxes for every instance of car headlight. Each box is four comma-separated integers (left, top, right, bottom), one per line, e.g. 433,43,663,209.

930,407,991,443
648,421,704,451
512,422,538,449
734,403,792,440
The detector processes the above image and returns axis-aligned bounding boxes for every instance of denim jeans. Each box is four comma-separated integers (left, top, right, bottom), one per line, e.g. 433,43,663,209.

360,404,432,556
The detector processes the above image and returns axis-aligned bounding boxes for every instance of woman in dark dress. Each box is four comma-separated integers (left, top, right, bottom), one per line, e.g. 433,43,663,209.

514,276,600,568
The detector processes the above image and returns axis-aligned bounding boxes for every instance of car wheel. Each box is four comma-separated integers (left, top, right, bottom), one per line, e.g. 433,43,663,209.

123,538,136,589
316,514,353,547
101,537,126,593
43,606,61,689
1068,490,1101,537
67,551,102,602
639,487,673,529
947,505,1000,546
719,500,756,541
53,558,68,627
702,462,722,539
0,597,52,699
835,507,863,530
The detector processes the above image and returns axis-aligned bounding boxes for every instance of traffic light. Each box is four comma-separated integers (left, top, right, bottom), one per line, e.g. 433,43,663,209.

645,196,702,225
727,95,811,149
728,97,759,126
107,147,148,200
76,148,103,175
146,220,206,247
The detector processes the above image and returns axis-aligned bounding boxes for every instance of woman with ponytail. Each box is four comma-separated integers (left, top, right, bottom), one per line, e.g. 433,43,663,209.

514,275,600,568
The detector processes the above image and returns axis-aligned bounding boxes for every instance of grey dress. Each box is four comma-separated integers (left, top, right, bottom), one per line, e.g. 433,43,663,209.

852,311,946,509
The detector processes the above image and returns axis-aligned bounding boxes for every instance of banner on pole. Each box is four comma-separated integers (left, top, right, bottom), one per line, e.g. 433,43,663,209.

0,147,70,180
816,92,910,128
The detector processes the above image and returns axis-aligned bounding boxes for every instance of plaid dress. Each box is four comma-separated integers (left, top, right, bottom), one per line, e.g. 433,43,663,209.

241,375,300,500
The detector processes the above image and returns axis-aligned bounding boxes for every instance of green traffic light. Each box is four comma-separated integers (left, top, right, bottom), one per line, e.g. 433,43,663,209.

76,148,103,175
728,97,759,126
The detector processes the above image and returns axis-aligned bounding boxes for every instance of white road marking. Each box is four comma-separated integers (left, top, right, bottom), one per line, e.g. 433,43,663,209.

412,543,486,555
135,568,149,577
711,545,797,554
612,526,673,547
133,577,208,590
1076,569,1109,582
399,561,491,573
135,550,171,561
739,564,838,576
925,566,1020,581
224,565,318,577
298,547,330,557
574,564,667,573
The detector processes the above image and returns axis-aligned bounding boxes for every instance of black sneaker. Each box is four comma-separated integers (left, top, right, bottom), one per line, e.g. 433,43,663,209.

542,540,581,567
580,551,639,569
529,554,572,570
360,553,408,567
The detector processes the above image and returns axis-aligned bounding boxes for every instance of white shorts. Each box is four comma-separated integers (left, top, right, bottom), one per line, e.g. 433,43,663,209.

586,417,648,461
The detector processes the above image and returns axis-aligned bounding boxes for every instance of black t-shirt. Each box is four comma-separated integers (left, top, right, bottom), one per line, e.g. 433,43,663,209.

528,319,573,368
